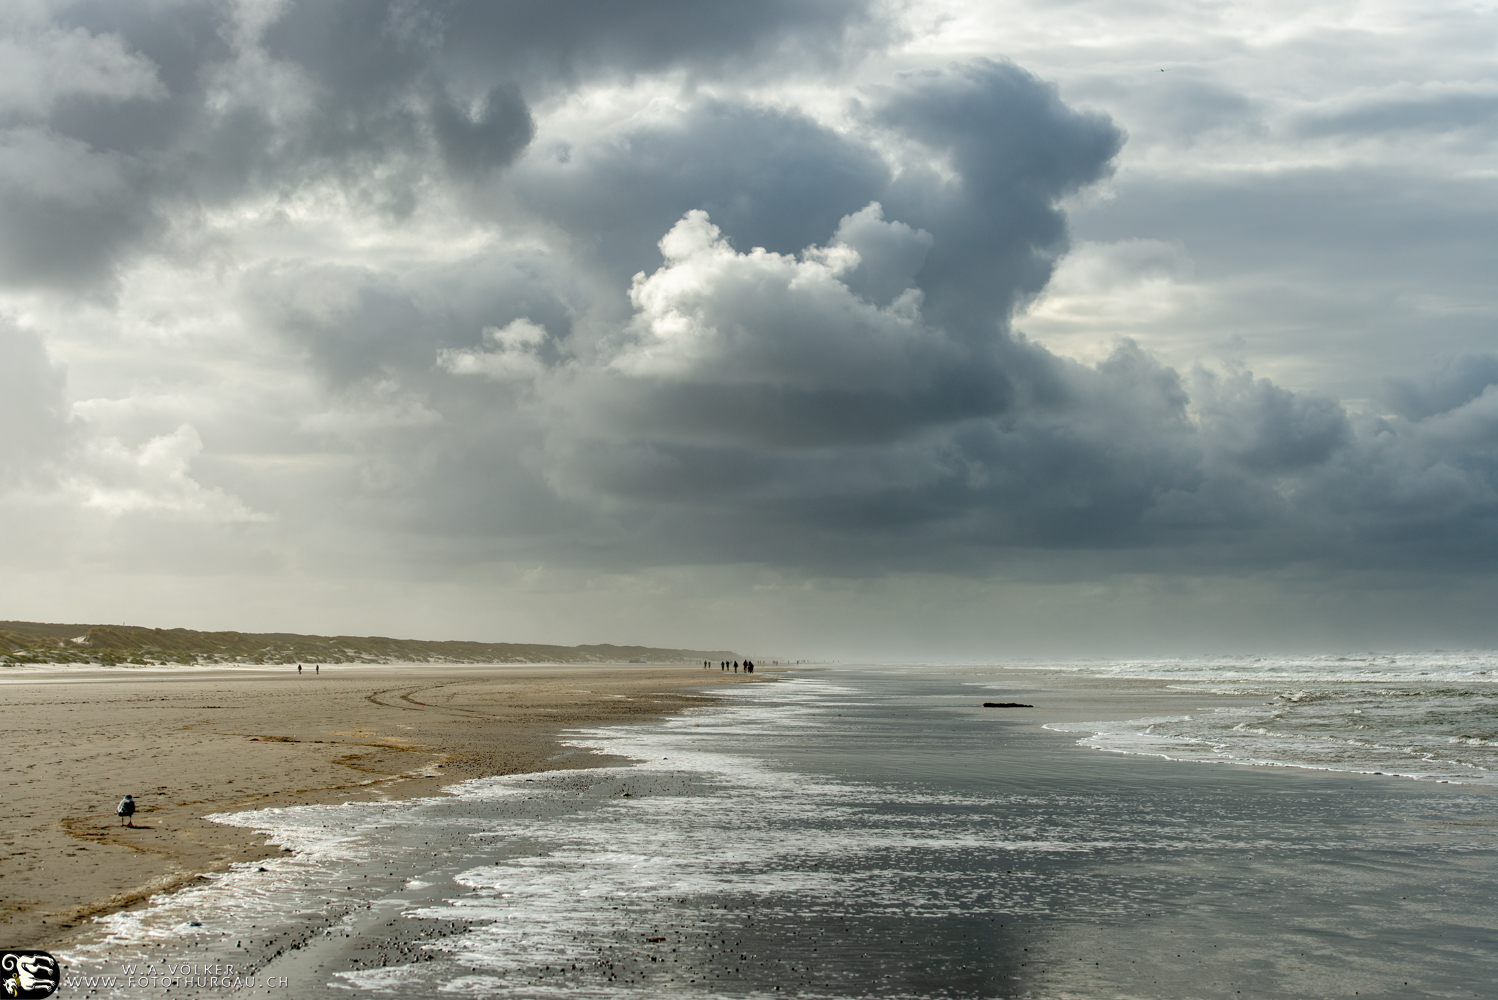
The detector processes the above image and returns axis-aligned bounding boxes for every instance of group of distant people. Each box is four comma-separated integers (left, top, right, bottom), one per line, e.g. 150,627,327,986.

704,659,753,673
295,663,319,674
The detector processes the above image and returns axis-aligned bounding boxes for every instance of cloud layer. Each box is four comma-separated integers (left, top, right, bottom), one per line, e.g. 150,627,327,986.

1,1,1495,651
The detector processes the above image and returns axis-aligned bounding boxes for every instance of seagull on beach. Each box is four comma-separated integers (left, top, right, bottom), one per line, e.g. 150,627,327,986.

117,794,135,826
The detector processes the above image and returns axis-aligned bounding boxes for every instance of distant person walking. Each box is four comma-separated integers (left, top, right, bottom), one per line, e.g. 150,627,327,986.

117,795,135,826
297,663,302,674
315,664,319,674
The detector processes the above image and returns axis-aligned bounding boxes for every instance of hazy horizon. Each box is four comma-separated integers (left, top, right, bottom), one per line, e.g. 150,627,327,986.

2,1,1496,660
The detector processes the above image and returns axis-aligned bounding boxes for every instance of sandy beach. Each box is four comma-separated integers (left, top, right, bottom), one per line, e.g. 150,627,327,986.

0,661,760,949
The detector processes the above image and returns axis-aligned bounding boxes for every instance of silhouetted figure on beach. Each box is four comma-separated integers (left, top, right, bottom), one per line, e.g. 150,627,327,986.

297,663,302,674
117,795,135,826
315,664,319,674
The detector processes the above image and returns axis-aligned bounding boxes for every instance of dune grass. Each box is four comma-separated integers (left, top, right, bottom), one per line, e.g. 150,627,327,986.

0,620,736,666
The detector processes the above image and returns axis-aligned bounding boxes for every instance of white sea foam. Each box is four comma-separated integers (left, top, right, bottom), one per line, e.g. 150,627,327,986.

1003,649,1498,685
1037,654,1498,783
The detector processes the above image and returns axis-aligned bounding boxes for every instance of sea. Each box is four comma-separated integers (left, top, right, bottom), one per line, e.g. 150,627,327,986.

61,655,1498,998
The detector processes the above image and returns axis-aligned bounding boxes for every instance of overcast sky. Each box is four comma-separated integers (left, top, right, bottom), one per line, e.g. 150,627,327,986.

2,0,1496,659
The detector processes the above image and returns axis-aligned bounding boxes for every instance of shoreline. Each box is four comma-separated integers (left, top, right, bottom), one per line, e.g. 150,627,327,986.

45,663,1498,999
1,661,767,950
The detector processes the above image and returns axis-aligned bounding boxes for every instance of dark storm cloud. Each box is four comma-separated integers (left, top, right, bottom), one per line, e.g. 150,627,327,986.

229,59,1137,561
240,248,577,389
513,55,1125,312
511,61,1121,454
1192,368,1350,473
508,62,1205,561
0,0,882,290
509,101,894,291
1287,387,1498,570
0,127,161,289
529,331,1498,576
430,83,535,178
260,0,880,89
0,2,223,288
872,60,1124,333
1382,354,1498,420
433,60,1492,575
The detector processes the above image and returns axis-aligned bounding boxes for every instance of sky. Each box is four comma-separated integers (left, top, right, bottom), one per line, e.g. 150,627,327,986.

1,0,1496,659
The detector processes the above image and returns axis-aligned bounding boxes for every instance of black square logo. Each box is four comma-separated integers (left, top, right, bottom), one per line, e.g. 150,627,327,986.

1,951,58,999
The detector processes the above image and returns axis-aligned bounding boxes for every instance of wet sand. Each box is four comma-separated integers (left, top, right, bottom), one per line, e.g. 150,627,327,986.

0,662,759,949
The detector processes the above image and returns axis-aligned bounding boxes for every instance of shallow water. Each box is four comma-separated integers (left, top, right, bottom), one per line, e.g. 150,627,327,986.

1029,652,1498,784
60,664,1498,998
